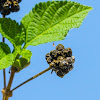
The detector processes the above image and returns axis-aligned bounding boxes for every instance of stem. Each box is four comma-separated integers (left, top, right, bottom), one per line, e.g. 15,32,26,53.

2,15,6,100
2,15,6,89
3,69,6,89
6,70,15,90
11,67,52,92
3,70,15,100
2,54,20,100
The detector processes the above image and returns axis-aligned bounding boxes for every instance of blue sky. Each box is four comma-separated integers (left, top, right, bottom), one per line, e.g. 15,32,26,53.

0,0,100,100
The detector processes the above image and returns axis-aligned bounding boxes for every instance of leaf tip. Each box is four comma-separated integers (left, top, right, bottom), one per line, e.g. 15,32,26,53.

90,7,93,10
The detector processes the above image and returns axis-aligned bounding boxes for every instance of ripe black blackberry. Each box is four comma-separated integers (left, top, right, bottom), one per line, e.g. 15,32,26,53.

49,62,56,68
50,50,58,59
11,1,20,12
14,0,22,3
62,68,69,74
56,69,64,77
45,53,50,60
0,0,6,3
68,64,73,71
57,56,64,60
59,59,68,69
53,59,59,66
56,44,65,51
62,48,72,57
1,9,10,15
45,44,75,78
3,0,11,10
0,0,22,15
46,56,52,64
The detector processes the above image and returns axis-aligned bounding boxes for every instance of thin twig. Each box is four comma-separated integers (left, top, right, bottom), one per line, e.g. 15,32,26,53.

2,15,6,89
2,14,6,100
3,69,6,89
11,67,52,92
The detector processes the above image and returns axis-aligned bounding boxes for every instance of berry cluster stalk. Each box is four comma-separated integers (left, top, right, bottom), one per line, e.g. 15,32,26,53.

11,67,51,92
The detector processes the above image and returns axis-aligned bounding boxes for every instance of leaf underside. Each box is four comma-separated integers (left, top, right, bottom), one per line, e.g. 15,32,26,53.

21,0,92,47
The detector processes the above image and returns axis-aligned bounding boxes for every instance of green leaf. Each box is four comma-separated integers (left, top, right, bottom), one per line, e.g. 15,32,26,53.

0,46,20,70
0,53,15,70
21,1,92,47
0,42,11,59
12,57,30,72
20,49,32,62
0,18,25,47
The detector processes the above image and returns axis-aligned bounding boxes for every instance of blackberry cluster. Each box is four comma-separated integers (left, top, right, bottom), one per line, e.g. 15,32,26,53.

0,0,22,15
45,44,75,78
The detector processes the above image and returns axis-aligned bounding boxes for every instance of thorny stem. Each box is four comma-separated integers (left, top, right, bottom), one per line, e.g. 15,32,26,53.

11,67,52,92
